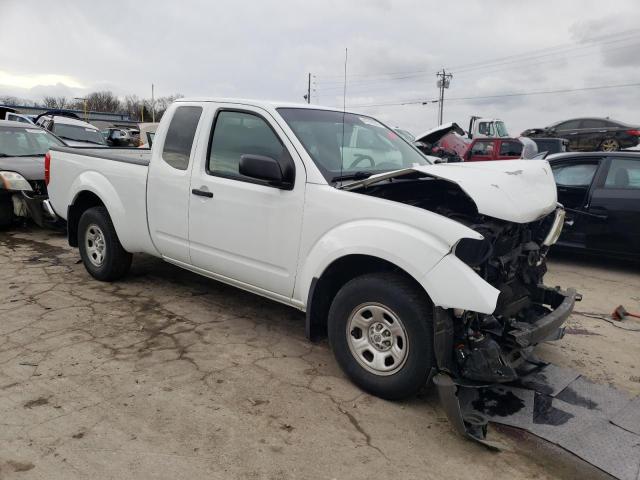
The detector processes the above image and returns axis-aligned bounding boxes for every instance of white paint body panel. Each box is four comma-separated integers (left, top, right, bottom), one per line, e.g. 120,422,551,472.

48,98,559,316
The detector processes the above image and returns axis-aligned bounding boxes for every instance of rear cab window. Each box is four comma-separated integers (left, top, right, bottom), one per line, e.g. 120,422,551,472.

161,106,203,170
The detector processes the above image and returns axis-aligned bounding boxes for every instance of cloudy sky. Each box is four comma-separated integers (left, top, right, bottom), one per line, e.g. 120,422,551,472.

1,0,640,134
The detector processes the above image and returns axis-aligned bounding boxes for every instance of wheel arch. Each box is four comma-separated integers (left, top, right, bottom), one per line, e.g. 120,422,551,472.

305,254,428,341
67,190,107,247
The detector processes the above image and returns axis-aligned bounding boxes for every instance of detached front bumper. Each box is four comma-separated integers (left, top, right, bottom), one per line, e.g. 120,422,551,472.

20,192,58,227
507,286,580,348
450,285,581,385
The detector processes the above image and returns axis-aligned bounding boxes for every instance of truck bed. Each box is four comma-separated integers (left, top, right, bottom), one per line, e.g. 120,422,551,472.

47,145,157,255
52,146,152,166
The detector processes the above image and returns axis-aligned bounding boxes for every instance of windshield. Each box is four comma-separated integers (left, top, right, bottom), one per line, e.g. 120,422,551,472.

0,126,64,157
278,108,429,182
496,121,509,137
53,123,106,145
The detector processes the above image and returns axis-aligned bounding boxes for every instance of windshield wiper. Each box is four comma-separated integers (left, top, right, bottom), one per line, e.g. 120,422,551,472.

331,171,374,182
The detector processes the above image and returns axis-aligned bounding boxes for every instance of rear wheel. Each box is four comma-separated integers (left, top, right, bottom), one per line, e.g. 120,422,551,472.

0,193,14,229
328,272,434,400
600,138,620,152
78,206,132,281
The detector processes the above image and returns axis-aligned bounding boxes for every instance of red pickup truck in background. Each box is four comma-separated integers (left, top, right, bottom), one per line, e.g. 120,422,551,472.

464,138,525,162
414,123,531,162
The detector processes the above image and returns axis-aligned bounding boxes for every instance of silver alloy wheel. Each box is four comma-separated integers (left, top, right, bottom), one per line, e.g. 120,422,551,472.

85,224,106,267
346,303,409,376
601,139,619,152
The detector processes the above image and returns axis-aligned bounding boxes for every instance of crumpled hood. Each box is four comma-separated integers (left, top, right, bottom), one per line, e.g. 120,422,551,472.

0,155,44,181
343,159,558,223
414,122,466,145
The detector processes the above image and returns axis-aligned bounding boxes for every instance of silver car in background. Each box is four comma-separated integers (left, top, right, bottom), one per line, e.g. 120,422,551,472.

0,121,65,228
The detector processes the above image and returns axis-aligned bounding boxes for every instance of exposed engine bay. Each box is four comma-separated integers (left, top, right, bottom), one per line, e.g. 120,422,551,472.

351,176,579,385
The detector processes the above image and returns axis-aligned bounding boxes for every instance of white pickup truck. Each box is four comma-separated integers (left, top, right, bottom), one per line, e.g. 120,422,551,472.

46,98,577,407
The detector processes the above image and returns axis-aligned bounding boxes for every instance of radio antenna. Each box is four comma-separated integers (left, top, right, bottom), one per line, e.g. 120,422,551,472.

339,47,348,182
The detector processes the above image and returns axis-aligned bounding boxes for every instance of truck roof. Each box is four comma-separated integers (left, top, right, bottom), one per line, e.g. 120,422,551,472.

176,97,352,114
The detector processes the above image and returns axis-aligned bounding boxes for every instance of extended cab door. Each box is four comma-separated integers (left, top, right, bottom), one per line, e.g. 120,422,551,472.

187,105,305,299
147,104,204,263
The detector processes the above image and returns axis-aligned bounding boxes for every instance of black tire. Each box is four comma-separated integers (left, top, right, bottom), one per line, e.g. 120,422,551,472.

78,206,132,281
328,272,434,400
0,193,14,230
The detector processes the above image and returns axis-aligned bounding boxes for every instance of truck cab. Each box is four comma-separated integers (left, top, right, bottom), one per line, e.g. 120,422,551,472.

468,116,509,139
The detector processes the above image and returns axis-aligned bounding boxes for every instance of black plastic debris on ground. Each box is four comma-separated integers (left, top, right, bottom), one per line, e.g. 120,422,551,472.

459,364,640,480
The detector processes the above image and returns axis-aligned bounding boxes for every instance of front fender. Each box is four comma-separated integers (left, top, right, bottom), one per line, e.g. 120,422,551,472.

421,253,499,314
294,219,459,304
295,219,499,315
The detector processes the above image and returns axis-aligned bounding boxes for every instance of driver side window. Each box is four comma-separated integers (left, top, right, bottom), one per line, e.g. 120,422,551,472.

208,110,285,179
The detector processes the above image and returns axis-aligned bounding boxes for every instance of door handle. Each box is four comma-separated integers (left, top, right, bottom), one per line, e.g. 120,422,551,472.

192,188,213,198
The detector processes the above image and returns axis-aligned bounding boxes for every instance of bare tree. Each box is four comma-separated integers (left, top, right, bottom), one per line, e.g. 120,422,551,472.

83,91,122,112
0,95,38,107
154,93,184,120
42,96,68,109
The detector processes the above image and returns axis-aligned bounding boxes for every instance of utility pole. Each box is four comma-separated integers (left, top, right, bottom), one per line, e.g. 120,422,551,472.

304,73,311,104
74,97,88,122
151,84,155,123
436,69,453,125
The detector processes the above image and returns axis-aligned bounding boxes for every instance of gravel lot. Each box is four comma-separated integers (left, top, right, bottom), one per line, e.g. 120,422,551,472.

1,227,638,480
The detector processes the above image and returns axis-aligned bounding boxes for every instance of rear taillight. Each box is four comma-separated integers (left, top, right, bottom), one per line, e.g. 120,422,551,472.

626,129,640,136
44,151,51,185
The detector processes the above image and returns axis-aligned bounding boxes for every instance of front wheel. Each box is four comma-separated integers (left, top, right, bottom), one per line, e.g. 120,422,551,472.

78,206,132,281
328,273,434,400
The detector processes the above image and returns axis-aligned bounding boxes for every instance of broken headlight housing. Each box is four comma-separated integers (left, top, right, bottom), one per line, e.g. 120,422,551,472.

454,237,493,267
542,207,565,247
0,171,33,192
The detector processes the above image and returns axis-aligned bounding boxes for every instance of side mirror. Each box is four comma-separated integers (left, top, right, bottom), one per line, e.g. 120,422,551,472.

239,154,293,189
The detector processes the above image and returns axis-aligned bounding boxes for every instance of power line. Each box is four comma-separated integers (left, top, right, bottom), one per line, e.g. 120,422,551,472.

315,35,640,94
314,28,640,90
347,81,640,108
313,39,640,105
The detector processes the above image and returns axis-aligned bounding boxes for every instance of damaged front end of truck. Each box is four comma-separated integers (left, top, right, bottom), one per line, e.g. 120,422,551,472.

343,160,581,446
